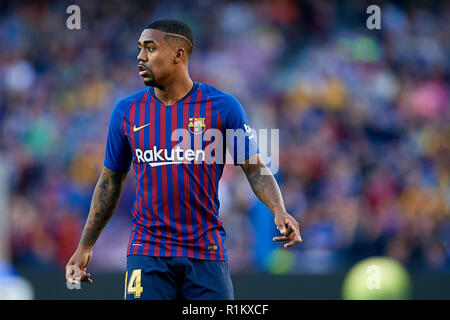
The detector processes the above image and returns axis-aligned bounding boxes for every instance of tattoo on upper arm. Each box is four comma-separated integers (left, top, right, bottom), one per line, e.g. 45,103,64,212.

80,167,127,247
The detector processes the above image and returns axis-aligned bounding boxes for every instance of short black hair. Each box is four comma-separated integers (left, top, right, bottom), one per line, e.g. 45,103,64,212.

145,19,194,56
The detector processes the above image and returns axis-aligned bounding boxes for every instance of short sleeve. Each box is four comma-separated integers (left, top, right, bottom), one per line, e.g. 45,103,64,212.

224,94,259,166
103,100,132,173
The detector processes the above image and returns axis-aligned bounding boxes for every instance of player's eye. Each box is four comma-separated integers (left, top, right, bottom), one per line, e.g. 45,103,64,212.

147,47,154,52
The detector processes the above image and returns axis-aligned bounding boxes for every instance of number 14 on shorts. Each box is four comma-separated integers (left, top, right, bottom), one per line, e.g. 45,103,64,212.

124,269,143,299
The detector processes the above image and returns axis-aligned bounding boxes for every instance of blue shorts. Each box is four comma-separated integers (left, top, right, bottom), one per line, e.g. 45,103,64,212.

124,255,234,300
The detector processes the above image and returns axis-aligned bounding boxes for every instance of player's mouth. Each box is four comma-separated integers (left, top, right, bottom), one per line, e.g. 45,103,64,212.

138,64,151,77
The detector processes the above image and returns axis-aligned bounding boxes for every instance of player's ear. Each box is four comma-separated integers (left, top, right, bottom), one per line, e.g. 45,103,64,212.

173,48,185,64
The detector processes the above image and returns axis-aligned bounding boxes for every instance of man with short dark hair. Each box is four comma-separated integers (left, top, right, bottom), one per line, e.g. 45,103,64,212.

65,19,301,300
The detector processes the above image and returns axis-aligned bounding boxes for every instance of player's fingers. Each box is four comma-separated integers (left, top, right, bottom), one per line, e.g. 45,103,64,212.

276,223,287,235
66,274,79,285
283,238,298,248
287,220,302,242
82,273,91,281
80,271,91,282
65,265,72,280
272,236,290,241
66,272,76,284
65,264,78,282
81,273,93,283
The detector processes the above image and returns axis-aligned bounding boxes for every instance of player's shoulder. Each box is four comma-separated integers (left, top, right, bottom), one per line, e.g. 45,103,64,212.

109,88,149,122
197,82,241,107
115,87,149,110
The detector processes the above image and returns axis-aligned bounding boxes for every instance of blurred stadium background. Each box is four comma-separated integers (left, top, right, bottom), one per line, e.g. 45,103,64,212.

0,0,449,299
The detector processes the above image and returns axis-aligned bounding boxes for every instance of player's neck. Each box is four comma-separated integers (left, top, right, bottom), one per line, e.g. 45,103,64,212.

153,72,194,106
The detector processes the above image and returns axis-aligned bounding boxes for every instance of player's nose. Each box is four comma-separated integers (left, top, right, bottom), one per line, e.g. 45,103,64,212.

137,48,147,62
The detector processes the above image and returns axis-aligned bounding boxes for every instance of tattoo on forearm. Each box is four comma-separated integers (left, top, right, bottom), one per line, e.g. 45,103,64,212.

243,163,285,214
79,167,127,247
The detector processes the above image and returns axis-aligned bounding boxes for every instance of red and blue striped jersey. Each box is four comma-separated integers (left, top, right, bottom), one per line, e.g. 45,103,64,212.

104,81,259,260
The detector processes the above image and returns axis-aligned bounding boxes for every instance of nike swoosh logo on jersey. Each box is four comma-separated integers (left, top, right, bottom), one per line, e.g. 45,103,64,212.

133,123,150,132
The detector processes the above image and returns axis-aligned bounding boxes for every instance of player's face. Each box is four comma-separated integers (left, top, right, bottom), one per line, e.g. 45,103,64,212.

137,29,175,87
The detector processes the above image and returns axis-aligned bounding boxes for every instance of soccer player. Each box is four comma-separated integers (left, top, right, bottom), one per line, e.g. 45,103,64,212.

65,19,302,300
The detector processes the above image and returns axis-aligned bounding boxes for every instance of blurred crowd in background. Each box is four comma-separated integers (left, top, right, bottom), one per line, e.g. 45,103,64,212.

0,0,449,274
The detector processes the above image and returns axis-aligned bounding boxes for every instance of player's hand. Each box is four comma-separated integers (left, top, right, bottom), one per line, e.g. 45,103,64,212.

65,246,94,285
273,212,302,248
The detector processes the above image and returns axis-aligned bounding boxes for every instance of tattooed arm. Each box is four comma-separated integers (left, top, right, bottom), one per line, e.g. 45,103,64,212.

79,167,128,247
66,167,128,284
240,154,302,248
